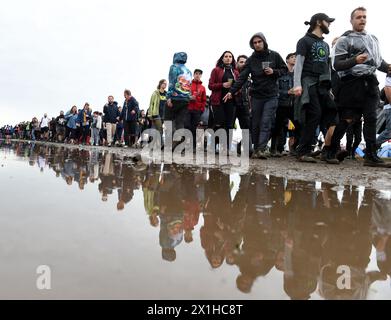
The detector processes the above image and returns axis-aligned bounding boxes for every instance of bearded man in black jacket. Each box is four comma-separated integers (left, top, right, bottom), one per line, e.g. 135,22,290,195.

224,32,287,159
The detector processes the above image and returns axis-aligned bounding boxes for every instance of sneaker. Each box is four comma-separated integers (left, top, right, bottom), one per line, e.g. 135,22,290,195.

336,150,349,162
251,149,261,159
289,150,298,157
325,148,340,165
364,156,391,168
325,157,340,165
270,151,282,158
320,148,328,161
257,150,268,160
310,150,322,158
298,155,317,163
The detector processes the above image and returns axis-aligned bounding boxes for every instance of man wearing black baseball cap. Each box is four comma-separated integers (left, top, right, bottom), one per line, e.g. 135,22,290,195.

305,13,335,28
292,12,338,163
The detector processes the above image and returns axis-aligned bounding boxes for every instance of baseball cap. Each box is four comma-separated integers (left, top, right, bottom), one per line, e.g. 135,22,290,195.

305,13,335,26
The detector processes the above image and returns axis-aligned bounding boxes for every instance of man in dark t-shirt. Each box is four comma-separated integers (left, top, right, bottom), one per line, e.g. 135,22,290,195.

293,13,338,163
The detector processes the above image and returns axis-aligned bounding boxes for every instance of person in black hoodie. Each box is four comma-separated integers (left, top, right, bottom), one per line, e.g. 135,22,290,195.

224,32,287,159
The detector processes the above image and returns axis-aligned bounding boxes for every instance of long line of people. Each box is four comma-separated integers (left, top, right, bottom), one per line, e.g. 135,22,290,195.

2,7,391,167
3,140,390,299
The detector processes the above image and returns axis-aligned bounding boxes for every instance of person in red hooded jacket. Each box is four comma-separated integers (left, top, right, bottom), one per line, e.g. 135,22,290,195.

209,51,240,153
186,69,207,149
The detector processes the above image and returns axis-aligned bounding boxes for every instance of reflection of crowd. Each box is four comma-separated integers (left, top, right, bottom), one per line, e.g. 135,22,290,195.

3,140,391,300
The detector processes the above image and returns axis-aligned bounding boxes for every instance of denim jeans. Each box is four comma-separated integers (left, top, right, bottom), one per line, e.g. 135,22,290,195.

377,108,391,146
251,97,278,151
91,128,100,145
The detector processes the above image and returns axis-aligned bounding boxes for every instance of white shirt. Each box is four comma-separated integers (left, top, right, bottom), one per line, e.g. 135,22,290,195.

40,117,49,128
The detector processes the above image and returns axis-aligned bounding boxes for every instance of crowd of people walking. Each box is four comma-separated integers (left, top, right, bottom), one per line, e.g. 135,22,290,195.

2,7,391,167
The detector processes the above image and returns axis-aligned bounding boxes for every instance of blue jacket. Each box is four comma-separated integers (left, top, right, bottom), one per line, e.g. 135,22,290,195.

278,71,294,107
77,109,92,127
121,96,139,122
103,102,120,123
167,52,192,101
65,112,78,129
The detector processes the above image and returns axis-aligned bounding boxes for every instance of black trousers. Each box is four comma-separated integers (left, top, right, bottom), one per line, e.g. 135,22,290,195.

331,91,378,152
164,100,189,131
346,120,362,153
81,126,89,143
123,120,137,146
331,75,379,151
271,106,294,153
185,110,202,148
235,103,252,152
213,101,236,150
297,86,337,156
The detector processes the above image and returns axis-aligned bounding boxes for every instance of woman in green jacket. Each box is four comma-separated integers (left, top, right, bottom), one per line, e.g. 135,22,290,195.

148,79,167,142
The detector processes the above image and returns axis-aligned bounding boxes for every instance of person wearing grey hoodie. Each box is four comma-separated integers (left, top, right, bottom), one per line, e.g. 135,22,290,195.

224,33,287,159
330,7,391,167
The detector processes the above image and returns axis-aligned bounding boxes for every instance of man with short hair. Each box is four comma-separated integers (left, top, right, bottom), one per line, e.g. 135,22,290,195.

40,113,50,141
234,55,252,154
271,53,296,156
120,89,139,148
78,103,92,145
186,69,207,149
330,7,391,167
224,33,287,159
293,13,338,163
103,95,120,147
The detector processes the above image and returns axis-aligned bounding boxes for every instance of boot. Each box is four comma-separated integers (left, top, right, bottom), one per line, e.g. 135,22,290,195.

324,147,340,165
336,149,349,162
298,154,317,163
320,146,328,161
364,146,391,168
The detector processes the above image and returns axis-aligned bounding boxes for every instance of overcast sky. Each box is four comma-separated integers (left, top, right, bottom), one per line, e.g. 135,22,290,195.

1,0,390,125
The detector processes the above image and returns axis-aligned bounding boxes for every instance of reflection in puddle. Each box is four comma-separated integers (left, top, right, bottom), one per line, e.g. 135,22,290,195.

0,141,390,299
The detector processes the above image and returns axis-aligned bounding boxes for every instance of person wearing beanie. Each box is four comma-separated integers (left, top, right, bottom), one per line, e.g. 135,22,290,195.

292,13,338,164
223,33,287,159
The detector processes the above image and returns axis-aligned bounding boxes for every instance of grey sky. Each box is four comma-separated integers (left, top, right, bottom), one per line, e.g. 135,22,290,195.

1,0,390,125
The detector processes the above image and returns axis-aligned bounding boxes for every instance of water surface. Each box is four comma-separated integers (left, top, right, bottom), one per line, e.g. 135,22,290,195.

0,141,390,300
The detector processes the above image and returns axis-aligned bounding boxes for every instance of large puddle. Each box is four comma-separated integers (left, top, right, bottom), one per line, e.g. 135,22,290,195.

0,141,390,300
